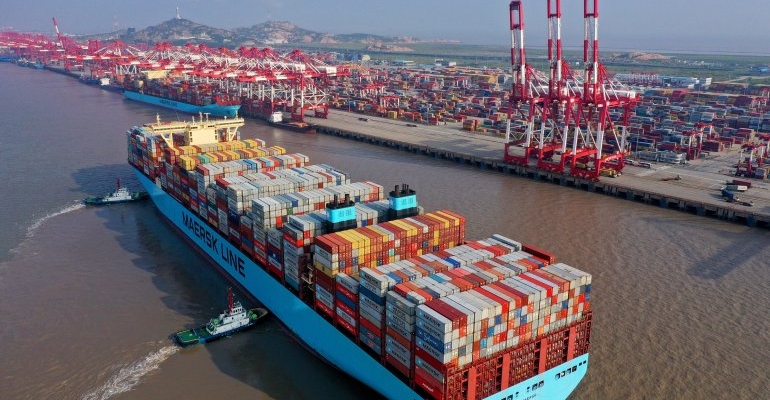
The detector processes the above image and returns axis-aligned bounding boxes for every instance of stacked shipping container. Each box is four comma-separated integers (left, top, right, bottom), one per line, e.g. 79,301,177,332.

126,122,593,400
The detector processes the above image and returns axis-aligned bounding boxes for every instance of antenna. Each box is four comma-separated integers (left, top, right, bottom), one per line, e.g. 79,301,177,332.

227,287,233,313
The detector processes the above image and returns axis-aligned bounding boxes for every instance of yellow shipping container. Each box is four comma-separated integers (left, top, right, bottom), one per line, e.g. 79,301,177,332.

340,231,361,250
367,227,389,245
314,260,338,278
337,231,358,251
435,210,461,226
227,150,242,161
178,145,195,155
369,225,394,242
359,231,374,251
391,220,418,237
178,155,197,171
270,145,286,155
428,211,451,229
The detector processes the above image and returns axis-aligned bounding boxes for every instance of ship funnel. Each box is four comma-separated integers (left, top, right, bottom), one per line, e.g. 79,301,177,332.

388,182,419,220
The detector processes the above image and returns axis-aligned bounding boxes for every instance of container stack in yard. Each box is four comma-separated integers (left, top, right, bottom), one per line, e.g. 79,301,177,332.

322,63,770,174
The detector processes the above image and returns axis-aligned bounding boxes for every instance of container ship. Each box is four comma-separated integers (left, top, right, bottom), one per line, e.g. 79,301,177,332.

122,73,241,118
127,114,593,400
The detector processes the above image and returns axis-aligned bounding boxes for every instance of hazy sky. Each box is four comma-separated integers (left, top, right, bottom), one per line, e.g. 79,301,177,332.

2,0,769,54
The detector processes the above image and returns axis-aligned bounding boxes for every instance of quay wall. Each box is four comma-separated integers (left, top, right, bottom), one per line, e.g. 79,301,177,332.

316,125,770,229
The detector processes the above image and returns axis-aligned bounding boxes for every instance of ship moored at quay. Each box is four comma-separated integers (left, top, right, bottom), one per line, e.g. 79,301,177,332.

128,114,593,400
122,73,242,118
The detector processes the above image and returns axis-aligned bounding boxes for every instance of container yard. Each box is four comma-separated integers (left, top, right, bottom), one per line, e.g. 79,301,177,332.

126,114,593,399
2,2,769,197
310,110,770,227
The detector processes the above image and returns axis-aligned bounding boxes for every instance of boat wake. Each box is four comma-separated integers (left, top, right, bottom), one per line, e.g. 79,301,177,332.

6,202,86,257
80,345,179,400
26,202,85,238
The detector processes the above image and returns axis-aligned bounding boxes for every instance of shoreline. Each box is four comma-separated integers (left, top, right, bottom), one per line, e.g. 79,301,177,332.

309,110,770,229
21,62,770,229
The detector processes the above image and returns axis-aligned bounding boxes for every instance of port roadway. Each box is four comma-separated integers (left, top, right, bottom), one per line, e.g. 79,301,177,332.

308,110,770,228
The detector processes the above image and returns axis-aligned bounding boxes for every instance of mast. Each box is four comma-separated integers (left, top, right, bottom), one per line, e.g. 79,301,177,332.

228,287,234,313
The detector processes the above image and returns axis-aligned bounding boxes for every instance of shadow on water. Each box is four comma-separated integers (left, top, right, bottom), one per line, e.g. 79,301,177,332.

71,163,142,197
73,164,381,400
642,215,768,280
686,233,769,280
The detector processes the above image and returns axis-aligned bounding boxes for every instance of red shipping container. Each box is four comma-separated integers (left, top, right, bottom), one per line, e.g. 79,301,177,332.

414,364,445,398
521,243,556,265
359,312,383,339
336,313,357,336
386,326,412,350
315,270,334,292
315,298,334,319
335,283,357,303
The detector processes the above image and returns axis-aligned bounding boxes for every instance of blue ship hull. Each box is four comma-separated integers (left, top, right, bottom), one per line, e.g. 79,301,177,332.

123,90,240,118
135,169,588,400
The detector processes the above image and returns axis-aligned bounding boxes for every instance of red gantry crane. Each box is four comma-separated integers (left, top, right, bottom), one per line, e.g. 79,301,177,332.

504,0,584,174
573,0,638,179
505,0,638,180
504,0,550,166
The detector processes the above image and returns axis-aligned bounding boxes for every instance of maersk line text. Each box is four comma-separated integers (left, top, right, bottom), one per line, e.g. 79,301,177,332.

182,212,246,277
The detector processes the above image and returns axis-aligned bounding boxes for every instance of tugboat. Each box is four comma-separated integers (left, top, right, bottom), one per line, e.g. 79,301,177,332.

83,179,148,205
174,288,269,347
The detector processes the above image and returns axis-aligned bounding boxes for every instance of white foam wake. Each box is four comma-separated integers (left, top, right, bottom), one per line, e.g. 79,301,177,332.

81,345,179,400
26,202,85,238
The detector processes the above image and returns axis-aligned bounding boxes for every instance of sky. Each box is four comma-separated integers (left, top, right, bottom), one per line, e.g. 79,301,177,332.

2,0,770,55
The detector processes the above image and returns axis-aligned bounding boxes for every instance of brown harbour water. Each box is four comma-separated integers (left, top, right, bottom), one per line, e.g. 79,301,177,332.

0,63,768,400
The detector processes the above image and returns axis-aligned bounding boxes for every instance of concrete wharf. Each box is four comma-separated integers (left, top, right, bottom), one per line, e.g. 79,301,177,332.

309,110,770,228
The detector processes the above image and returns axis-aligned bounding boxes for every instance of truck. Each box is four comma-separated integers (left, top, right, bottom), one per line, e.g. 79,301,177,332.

721,188,753,206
